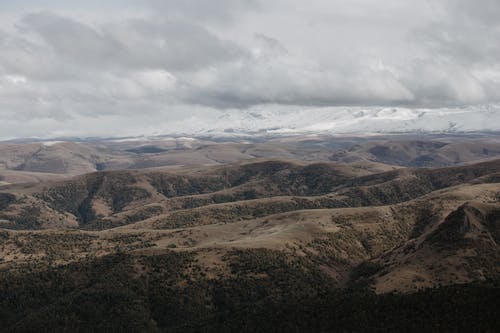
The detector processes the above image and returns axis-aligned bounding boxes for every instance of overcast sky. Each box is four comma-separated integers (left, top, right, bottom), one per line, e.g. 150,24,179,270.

1,0,499,138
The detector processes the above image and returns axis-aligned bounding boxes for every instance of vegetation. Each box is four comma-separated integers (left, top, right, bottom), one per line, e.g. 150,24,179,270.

1,157,500,331
0,251,498,332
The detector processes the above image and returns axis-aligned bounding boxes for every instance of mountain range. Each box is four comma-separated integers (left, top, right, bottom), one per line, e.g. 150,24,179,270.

0,134,499,331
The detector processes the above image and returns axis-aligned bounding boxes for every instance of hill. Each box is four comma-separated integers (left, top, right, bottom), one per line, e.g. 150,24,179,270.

0,154,499,331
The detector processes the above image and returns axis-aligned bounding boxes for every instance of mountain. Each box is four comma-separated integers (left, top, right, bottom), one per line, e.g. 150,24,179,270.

0,151,500,331
199,104,500,136
43,104,500,138
3,105,500,143
3,134,500,188
2,131,500,331
330,138,500,167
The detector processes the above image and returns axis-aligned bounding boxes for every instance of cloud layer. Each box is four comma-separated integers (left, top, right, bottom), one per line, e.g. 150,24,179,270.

0,0,499,138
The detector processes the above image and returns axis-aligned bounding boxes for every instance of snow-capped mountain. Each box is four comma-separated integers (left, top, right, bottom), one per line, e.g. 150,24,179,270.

151,104,500,138
5,104,500,142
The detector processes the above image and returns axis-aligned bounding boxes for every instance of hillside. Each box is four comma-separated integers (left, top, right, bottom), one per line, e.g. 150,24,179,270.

330,138,500,167
3,135,500,187
0,155,499,331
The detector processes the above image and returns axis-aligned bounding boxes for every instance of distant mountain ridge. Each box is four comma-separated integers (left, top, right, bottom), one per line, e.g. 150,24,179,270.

1,142,500,331
2,104,500,142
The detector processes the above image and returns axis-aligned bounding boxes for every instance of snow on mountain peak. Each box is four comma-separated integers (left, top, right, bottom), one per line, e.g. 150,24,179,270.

161,104,500,137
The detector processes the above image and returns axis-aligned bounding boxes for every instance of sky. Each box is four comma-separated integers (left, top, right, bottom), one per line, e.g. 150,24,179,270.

0,0,499,138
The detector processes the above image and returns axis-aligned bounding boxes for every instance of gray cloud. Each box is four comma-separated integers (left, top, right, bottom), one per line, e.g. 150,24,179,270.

146,0,259,24
0,0,499,138
106,19,247,71
181,56,414,108
414,0,500,66
20,12,124,68
448,0,500,25
14,12,246,74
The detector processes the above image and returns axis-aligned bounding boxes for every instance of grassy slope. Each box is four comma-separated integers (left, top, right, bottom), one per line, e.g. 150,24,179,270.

1,159,500,331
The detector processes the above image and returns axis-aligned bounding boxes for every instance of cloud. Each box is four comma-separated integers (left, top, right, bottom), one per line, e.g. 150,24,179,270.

20,12,124,68
14,12,246,74
413,0,500,66
0,1,500,138
181,55,415,108
402,60,487,105
448,0,500,25
105,18,247,71
146,0,259,24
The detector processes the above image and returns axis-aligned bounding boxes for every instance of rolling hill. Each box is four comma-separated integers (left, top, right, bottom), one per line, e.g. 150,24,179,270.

0,138,499,331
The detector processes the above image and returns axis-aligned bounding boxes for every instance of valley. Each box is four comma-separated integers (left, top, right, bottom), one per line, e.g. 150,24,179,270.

0,135,499,331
